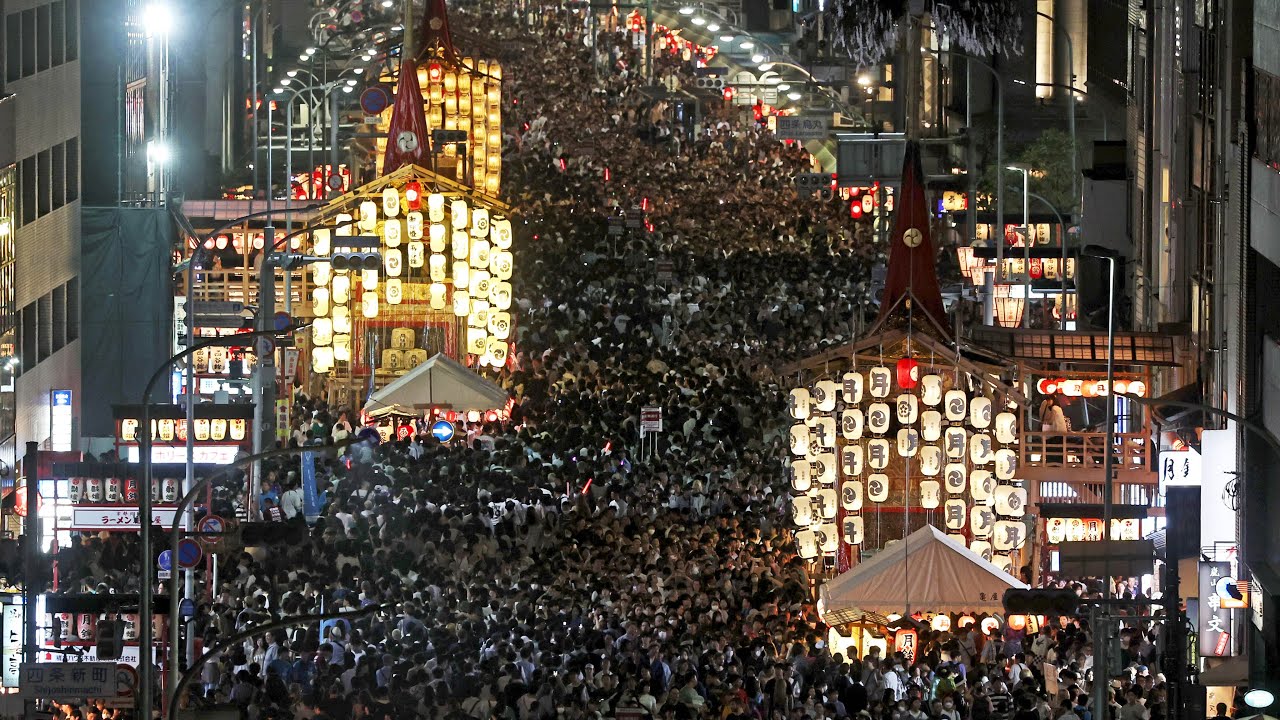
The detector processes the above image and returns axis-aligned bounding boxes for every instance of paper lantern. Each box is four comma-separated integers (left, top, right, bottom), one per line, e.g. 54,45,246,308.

867,402,890,435
791,495,813,526
384,219,402,247
841,371,864,403
921,410,943,442
335,211,355,237
789,425,810,456
385,248,403,277
993,520,1024,548
970,540,993,562
488,311,511,339
994,486,1027,517
491,217,513,248
405,242,424,269
841,445,864,476
332,305,351,334
312,346,334,372
427,193,445,223
919,445,942,475
1006,614,1027,631
333,334,351,361
464,326,486,355
944,499,967,530
894,629,919,663
491,281,512,310
931,614,951,632
362,269,379,291
469,238,491,269
840,480,863,511
842,516,864,545
796,529,820,559
359,200,378,231
994,449,1018,480
815,489,838,519
969,396,993,428
487,338,509,366
980,616,1001,636
312,318,333,346
944,463,966,493
896,394,919,424
969,433,993,465
969,469,994,501
920,480,941,509
896,428,919,457
386,279,403,305
382,187,401,217
791,460,813,492
428,254,447,282
869,366,892,398
451,199,469,229
429,223,447,252
816,417,837,448
312,262,331,287
944,389,968,421
471,269,491,297
453,289,471,317
817,524,839,554
471,207,490,237
944,426,968,459
867,474,889,502
813,452,837,484
788,389,811,419
995,412,1018,444
993,554,1015,574
970,507,994,537
840,408,864,440
407,211,424,239
867,439,890,470
313,228,331,255
452,229,470,260
958,615,976,628
312,287,330,315
453,261,470,289
813,380,838,411
362,290,379,318
896,357,920,389
429,283,447,310
920,375,943,405
490,250,513,280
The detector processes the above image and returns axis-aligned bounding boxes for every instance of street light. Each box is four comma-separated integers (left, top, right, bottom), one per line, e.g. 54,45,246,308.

143,2,173,38
1008,162,1033,327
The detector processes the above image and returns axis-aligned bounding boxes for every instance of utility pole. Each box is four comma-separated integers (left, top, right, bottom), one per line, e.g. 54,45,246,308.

22,441,38,720
252,227,279,521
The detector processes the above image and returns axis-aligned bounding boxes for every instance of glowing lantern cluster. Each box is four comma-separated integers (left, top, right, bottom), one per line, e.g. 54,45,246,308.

788,358,1027,571
308,184,513,372
416,58,503,196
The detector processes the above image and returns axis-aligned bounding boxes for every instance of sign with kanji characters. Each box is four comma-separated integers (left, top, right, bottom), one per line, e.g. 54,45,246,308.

70,506,178,531
2,603,23,687
1199,560,1236,657
640,407,663,434
1159,448,1201,488
19,662,116,699
775,115,832,141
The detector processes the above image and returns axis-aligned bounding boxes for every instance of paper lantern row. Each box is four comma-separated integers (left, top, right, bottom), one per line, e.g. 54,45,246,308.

790,370,981,411
792,389,1015,440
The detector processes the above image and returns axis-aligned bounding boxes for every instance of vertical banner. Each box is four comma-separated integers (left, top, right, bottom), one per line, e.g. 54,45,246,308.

275,399,290,443
301,451,321,524
2,602,24,687
1199,561,1235,657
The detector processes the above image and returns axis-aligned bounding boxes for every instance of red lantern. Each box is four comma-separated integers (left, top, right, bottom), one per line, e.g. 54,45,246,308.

1029,258,1043,279
427,63,443,83
1007,614,1027,631
404,181,422,210
896,357,920,389
893,628,919,663
850,203,863,219
12,486,42,517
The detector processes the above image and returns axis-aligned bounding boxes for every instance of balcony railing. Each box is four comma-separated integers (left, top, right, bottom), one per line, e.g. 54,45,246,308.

1020,431,1151,471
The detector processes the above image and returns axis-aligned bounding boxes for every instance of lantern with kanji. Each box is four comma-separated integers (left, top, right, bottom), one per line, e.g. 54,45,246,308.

896,356,919,389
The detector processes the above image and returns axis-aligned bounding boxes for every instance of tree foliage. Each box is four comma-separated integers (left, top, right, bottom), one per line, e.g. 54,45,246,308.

975,129,1080,219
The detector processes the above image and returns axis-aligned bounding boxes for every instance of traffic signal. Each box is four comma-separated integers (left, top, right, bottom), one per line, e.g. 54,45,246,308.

694,77,725,90
432,129,468,146
794,173,835,200
1001,588,1080,616
331,250,382,272
96,619,121,661
240,522,309,546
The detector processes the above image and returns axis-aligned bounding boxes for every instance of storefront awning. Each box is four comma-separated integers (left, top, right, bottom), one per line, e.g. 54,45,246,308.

967,326,1179,367
363,353,509,418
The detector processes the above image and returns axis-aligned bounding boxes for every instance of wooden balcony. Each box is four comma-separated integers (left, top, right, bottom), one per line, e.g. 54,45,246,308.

1020,430,1163,515
177,268,312,316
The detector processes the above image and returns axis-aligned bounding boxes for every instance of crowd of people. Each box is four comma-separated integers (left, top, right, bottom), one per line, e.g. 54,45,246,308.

39,3,1191,720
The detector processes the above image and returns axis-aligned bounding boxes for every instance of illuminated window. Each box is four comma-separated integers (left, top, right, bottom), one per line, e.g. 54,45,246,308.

1036,1,1054,99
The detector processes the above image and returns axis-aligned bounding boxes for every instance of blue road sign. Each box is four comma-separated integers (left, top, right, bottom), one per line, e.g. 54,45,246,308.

274,312,292,332
157,550,173,572
177,539,203,569
430,420,455,442
179,598,196,619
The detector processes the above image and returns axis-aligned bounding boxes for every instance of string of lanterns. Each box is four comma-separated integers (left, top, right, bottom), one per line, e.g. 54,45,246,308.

788,354,1028,573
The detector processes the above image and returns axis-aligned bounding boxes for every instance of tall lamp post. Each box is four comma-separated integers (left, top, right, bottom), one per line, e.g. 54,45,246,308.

1008,162,1032,326
1036,10,1079,209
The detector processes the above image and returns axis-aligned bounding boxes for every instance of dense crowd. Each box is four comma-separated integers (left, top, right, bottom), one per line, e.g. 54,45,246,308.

41,3,1184,720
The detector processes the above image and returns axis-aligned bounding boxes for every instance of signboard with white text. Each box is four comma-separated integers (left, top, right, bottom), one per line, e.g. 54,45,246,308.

1159,448,1202,488
19,662,115,699
2,603,23,687
1199,561,1236,657
124,444,239,465
775,115,831,141
70,506,178,531
51,389,73,451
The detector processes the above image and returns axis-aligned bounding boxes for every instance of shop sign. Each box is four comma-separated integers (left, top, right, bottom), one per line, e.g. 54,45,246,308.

1045,517,1141,544
70,506,178,531
1251,579,1265,631
775,115,831,141
124,445,239,465
50,390,73,451
1159,448,1201,488
2,603,23,687
1199,561,1236,657
641,407,663,433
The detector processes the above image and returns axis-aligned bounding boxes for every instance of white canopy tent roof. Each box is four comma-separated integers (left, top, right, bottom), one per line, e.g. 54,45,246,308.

819,525,1028,624
363,353,509,418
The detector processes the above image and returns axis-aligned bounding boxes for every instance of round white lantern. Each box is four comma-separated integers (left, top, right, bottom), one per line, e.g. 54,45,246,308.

332,306,351,334
333,334,351,362
313,228,331,255
429,224,447,253
406,211,424,240
969,396,993,429
919,445,942,476
429,283,448,310
312,287,330,315
921,410,943,442
358,200,378,232
995,412,1018,444
382,187,400,217
840,408,864,440
450,199,469,229
869,366,892,398
386,279,403,305
361,290,379,318
791,460,813,492
919,480,941,509
867,474,889,502
944,463,967,494
867,402,891,435
383,219,402,247
944,389,968,422
841,371,864,403
841,445,864,476
789,388,811,420
427,193,445,223
840,480,863,511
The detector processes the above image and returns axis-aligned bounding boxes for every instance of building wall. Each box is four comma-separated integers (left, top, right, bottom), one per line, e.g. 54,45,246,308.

0,0,83,466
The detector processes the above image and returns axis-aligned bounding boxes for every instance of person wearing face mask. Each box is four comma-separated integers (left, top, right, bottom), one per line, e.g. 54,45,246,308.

938,696,962,720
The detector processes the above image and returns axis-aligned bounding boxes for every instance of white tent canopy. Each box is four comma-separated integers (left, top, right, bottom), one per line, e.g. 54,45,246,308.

819,525,1028,624
363,353,509,418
